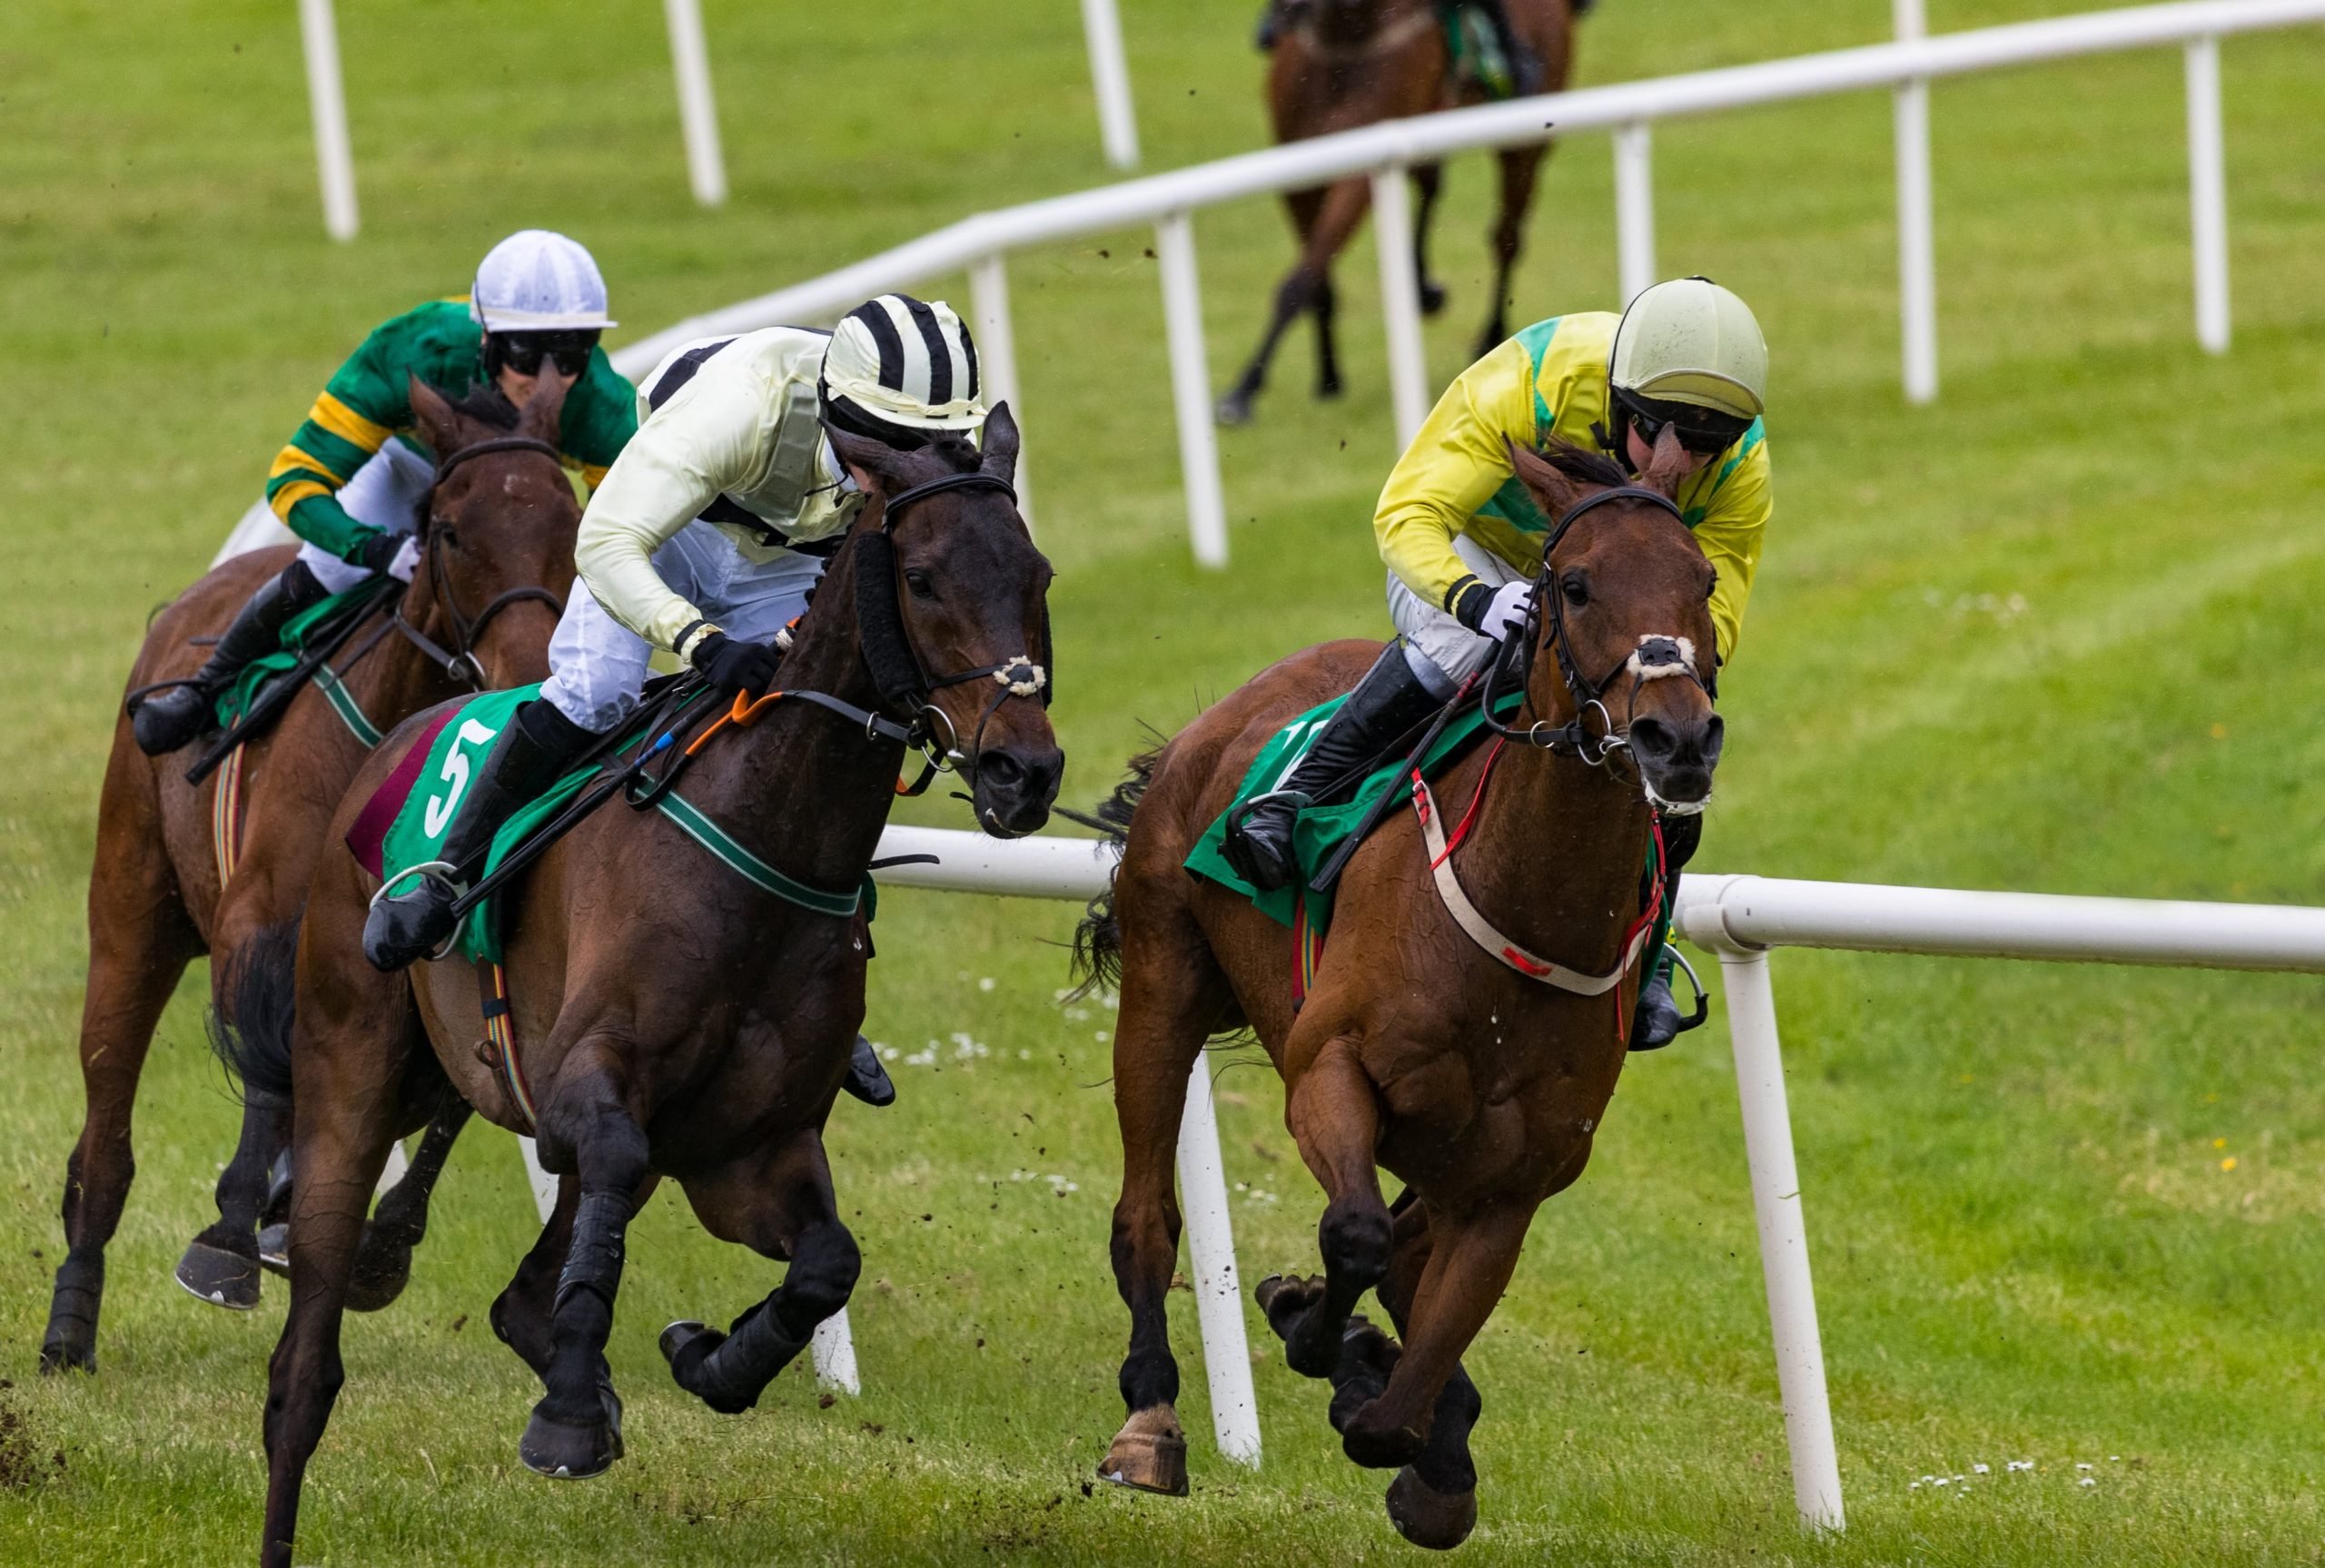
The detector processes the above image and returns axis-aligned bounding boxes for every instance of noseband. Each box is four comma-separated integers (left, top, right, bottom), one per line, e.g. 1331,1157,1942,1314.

1480,484,1717,768
393,435,569,686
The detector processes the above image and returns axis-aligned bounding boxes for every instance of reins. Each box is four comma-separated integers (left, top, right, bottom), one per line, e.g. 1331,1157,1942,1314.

394,436,569,685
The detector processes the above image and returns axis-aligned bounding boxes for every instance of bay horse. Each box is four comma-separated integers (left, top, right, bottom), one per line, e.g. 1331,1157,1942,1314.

40,376,575,1375
1216,0,1583,426
227,409,1059,1568
1081,434,1720,1547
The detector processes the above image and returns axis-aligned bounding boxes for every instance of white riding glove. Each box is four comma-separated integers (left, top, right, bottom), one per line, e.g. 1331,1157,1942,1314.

1475,580,1534,643
385,537,421,584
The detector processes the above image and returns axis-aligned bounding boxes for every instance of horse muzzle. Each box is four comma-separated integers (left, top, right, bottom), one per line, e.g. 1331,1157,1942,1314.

1626,712,1724,814
969,742,1064,839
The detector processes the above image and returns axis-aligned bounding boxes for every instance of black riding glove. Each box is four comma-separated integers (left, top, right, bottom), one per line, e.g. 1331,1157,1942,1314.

690,631,781,699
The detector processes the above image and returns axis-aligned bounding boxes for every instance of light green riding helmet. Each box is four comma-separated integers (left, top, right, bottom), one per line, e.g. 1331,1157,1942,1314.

1608,276,1767,422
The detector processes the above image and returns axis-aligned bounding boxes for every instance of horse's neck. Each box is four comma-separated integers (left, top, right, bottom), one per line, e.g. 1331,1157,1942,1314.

683,540,903,888
351,575,460,722
1454,735,1656,975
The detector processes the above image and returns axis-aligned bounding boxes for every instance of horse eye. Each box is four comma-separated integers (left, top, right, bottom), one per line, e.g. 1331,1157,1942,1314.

903,567,937,600
1560,573,1588,608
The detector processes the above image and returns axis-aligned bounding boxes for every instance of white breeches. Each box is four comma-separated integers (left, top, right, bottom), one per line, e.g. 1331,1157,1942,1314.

1386,533,1529,698
539,520,829,734
295,438,436,593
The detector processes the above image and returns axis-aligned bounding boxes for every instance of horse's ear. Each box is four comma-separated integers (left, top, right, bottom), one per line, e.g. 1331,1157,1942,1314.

1506,438,1582,518
979,401,1019,488
409,373,464,459
826,424,911,498
517,369,570,446
1637,423,1693,498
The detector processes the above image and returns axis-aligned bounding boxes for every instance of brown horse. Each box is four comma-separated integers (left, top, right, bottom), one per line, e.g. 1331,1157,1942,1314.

1081,435,1720,1547
1216,0,1582,426
40,377,576,1375
226,409,1059,1567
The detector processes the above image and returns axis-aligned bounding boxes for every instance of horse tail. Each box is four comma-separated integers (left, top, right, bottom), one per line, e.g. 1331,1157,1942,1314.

208,918,302,1105
1064,747,1161,1001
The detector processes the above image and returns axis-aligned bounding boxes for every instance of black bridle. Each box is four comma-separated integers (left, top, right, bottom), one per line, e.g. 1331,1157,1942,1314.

1479,484,1717,765
393,436,569,685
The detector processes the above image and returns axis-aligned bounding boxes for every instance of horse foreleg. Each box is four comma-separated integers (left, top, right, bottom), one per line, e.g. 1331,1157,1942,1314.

1312,274,1344,400
1260,1038,1390,1380
1220,176,1373,425
1412,163,1449,315
520,1036,649,1480
1368,1189,1484,1550
45,798,197,1375
663,1132,859,1415
1476,145,1546,358
492,1171,577,1379
345,1096,474,1312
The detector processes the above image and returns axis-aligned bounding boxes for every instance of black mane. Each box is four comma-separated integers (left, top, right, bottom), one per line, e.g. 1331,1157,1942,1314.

444,381,519,431
1536,436,1630,489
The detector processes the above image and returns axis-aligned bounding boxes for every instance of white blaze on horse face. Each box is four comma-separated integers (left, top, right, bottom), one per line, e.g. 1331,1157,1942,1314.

424,718,502,838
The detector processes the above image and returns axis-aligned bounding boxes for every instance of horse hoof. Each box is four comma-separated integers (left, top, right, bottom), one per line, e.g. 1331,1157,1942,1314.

1386,1467,1478,1550
1096,1407,1189,1496
1315,374,1344,400
519,1405,619,1481
38,1335,94,1376
344,1238,413,1314
1419,281,1449,317
658,1319,718,1374
173,1240,262,1311
1341,1405,1426,1470
256,1224,289,1277
1214,390,1256,428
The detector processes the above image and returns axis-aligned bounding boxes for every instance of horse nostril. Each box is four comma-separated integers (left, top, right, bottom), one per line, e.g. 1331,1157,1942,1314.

1628,716,1677,762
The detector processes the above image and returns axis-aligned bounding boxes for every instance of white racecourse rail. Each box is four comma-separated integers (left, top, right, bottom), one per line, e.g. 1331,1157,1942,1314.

609,0,2325,566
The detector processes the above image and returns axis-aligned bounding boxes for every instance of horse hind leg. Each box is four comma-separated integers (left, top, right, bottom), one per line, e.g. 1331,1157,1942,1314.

1311,274,1344,400
345,1094,473,1312
45,777,199,1375
662,1133,859,1417
492,1170,579,1381
174,1089,287,1312
1475,144,1545,358
1256,1037,1391,1382
1412,163,1449,315
1220,176,1373,425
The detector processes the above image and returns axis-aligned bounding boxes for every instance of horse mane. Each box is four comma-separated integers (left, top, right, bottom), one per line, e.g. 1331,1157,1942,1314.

923,432,984,474
444,381,520,431
1534,436,1629,489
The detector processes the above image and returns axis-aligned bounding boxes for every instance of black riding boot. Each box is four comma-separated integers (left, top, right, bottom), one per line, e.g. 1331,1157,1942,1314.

361,699,595,972
1224,644,1444,894
131,559,335,756
1459,0,1547,95
1630,811,1704,1051
842,1035,896,1108
1254,0,1283,50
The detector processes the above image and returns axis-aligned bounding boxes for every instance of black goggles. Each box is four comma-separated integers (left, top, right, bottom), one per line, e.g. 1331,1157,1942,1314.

1616,390,1754,457
494,330,599,377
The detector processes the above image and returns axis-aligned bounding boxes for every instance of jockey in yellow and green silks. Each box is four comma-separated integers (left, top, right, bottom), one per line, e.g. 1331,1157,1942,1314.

1223,276,1772,1050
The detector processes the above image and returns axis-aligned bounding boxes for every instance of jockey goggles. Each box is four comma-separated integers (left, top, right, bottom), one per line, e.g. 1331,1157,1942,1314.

491,330,599,378
1614,388,1754,457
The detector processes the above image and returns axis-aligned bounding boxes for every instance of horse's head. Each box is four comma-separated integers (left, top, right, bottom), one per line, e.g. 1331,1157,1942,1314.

405,372,577,689
827,403,1064,838
1505,430,1724,813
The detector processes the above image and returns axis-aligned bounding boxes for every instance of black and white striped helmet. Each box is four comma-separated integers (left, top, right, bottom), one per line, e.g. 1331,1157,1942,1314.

821,293,985,434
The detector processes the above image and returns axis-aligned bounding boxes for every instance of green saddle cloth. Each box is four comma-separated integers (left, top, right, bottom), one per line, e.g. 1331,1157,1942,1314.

213,573,400,745
1442,5,1519,101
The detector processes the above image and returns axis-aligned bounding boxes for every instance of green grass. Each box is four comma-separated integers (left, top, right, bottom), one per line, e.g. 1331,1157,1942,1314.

5,0,2325,1561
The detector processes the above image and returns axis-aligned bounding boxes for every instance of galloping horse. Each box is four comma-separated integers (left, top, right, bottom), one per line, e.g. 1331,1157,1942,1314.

228,409,1059,1567
1217,0,1583,426
1082,434,1721,1546
41,377,575,1374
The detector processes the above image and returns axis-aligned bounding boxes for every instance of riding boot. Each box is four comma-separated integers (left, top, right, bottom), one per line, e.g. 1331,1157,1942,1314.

361,698,595,972
1629,813,1703,1051
131,559,334,756
842,1034,896,1108
1473,0,1546,95
1254,0,1282,50
1224,644,1444,894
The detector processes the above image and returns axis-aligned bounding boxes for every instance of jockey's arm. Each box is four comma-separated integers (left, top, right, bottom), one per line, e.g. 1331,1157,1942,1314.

262,324,409,564
1682,429,1772,666
1373,338,1538,626
573,391,758,662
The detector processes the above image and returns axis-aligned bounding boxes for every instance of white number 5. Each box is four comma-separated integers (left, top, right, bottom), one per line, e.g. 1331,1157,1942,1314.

423,718,502,839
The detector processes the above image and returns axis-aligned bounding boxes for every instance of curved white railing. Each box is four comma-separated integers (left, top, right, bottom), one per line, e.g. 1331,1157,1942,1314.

611,0,2325,566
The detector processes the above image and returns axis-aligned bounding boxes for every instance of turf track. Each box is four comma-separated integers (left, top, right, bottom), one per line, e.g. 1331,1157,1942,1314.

3,2,2323,1562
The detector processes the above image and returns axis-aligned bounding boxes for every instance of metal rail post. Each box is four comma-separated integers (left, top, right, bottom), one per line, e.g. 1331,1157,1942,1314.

664,0,728,207
2185,35,2231,352
1370,163,1432,448
1082,0,1142,171
1613,123,1656,304
1712,944,1845,1532
969,253,1034,533
1895,0,1940,404
1177,1060,1263,1464
298,0,359,242
1154,212,1231,568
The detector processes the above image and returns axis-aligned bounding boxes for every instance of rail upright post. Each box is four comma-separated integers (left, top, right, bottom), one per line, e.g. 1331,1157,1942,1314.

2185,35,2231,353
1613,123,1656,305
1154,212,1231,567
970,253,1034,533
664,0,727,207
1894,0,1938,404
1177,1059,1262,1464
298,0,359,242
1082,0,1142,171
1371,163,1432,448
1710,942,1845,1531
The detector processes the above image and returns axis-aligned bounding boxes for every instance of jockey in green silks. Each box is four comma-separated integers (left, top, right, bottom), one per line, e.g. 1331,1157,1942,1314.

131,231,638,756
1223,276,1773,1051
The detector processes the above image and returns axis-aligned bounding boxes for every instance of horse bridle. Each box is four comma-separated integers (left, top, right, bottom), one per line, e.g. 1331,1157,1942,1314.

1479,483,1717,769
392,436,569,686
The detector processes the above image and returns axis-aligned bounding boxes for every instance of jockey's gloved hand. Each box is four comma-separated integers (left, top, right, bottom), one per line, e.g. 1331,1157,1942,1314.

690,630,781,699
1456,580,1536,643
384,537,420,583
353,530,411,578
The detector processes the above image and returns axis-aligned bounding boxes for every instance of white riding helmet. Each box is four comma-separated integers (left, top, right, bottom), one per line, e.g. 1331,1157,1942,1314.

821,294,985,433
470,230,617,333
1608,276,1766,421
